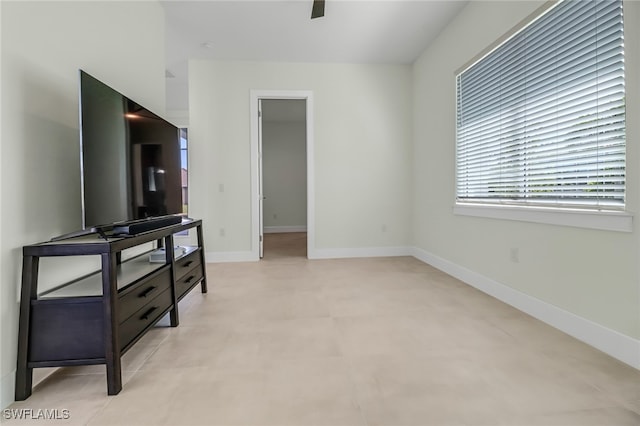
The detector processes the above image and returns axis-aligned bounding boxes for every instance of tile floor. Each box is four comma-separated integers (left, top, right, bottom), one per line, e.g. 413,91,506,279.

4,233,640,425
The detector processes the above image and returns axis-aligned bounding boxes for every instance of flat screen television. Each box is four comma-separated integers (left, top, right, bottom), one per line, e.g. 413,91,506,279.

79,70,183,232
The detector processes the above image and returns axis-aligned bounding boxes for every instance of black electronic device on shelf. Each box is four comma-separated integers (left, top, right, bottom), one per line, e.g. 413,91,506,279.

50,215,184,242
111,215,183,236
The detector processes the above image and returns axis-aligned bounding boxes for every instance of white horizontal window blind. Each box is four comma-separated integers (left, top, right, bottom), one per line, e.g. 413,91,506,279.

456,0,626,210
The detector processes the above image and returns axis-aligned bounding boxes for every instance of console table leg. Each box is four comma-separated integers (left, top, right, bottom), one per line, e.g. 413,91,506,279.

14,368,33,401
169,304,179,327
101,253,122,395
15,255,39,401
196,224,208,293
105,363,122,396
166,235,179,327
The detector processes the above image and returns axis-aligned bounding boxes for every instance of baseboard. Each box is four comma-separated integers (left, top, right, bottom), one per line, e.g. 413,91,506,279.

309,246,412,260
206,245,410,262
205,251,258,263
1,370,15,409
411,247,640,370
264,226,307,234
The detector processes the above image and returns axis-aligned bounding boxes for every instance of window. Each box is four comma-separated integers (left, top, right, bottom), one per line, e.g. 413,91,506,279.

456,0,626,212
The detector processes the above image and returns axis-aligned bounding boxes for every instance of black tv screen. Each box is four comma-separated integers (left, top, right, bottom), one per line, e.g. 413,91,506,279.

79,70,182,229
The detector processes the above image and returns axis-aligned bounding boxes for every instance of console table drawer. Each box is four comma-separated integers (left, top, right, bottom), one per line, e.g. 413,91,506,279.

175,250,201,281
176,266,204,301
118,268,171,323
119,287,172,349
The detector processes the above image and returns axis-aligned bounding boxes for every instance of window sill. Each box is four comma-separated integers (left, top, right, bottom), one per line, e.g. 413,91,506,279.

453,203,633,233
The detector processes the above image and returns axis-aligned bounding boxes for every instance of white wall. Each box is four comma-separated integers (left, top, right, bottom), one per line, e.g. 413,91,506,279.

412,0,640,348
0,0,166,408
262,120,307,231
188,61,412,258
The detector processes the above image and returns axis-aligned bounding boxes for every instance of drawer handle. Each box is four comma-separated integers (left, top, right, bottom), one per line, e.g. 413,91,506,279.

138,286,157,298
181,260,193,268
140,306,158,321
184,275,195,284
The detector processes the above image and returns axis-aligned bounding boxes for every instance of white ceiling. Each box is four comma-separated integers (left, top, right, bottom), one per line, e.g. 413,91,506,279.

162,0,468,111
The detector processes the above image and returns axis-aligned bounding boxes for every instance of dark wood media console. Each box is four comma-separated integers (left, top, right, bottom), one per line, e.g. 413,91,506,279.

15,219,207,400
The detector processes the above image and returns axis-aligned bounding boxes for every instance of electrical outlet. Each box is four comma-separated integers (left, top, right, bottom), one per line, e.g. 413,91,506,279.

510,247,519,263
381,224,387,233
219,228,226,237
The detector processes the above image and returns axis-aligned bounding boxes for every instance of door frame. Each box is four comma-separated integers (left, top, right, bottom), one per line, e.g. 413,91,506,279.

249,90,315,260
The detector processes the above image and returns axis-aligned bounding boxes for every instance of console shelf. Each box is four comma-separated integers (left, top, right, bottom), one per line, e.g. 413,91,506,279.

15,219,207,400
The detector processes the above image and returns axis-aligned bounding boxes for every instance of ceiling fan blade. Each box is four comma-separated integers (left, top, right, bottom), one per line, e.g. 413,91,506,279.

311,0,325,19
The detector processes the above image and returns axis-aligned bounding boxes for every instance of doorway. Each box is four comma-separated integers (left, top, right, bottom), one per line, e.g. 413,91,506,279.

250,90,315,260
261,99,307,259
